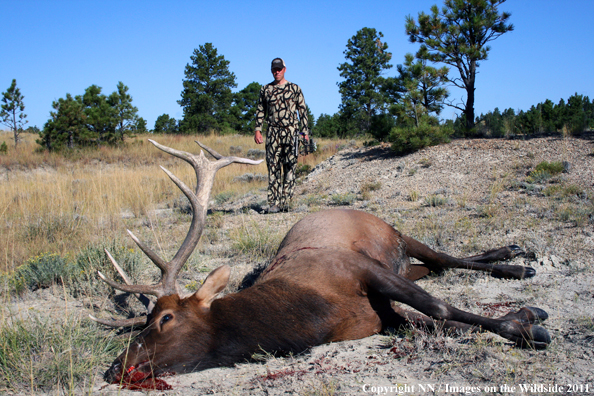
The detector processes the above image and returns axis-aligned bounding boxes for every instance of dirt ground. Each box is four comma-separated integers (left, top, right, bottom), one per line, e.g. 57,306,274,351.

16,135,594,395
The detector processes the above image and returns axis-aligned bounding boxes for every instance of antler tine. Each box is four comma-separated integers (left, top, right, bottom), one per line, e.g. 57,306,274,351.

195,140,264,169
97,270,165,297
89,314,147,328
104,248,155,312
126,229,168,273
194,140,223,160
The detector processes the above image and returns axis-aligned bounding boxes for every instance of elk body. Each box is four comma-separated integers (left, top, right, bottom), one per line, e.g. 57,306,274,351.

94,140,550,387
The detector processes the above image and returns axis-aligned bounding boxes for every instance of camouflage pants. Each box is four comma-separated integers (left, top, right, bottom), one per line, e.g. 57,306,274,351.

265,127,298,208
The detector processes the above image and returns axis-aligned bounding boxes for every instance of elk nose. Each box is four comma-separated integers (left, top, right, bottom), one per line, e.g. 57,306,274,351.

104,361,122,383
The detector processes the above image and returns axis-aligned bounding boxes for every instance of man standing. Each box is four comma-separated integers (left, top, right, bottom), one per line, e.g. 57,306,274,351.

254,58,309,213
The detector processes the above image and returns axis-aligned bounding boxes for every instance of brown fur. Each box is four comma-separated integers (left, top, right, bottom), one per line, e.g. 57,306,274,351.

104,209,550,383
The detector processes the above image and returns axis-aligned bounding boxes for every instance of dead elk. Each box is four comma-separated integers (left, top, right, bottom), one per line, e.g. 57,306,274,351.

91,140,551,388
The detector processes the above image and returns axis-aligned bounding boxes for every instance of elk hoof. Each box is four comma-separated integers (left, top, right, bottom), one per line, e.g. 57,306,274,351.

507,245,525,258
502,307,549,324
521,267,536,279
515,325,551,350
492,265,536,279
524,307,548,323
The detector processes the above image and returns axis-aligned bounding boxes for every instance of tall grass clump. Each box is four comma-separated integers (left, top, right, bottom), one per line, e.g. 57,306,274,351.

0,310,125,394
229,221,284,260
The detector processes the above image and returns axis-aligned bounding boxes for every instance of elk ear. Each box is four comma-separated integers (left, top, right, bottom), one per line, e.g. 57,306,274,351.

194,265,231,309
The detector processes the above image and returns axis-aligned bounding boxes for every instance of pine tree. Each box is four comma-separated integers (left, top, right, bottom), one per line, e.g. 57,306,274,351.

178,43,237,133
154,114,178,134
82,85,116,144
1,79,28,149
108,82,139,142
389,53,449,127
39,94,90,150
337,28,392,134
406,0,513,131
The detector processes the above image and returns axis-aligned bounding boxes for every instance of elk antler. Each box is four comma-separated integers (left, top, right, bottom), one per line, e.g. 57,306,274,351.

90,140,263,327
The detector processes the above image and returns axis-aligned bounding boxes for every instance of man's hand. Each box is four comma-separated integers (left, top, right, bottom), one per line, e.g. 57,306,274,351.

254,130,264,144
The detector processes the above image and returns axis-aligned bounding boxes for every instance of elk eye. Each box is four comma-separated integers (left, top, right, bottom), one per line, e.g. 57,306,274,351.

160,314,173,326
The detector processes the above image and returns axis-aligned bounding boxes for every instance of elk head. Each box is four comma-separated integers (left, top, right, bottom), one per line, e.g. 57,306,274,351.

89,140,262,387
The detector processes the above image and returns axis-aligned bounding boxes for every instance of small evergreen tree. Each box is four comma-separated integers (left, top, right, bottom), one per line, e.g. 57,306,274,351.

134,117,148,134
389,53,449,127
337,28,392,134
314,113,341,138
154,114,178,134
108,82,139,142
81,85,116,145
38,83,139,150
39,94,90,150
1,79,28,149
178,43,237,133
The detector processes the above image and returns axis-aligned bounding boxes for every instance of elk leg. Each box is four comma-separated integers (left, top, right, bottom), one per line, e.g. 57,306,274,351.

388,304,547,334
463,244,525,262
389,304,479,335
364,267,551,349
402,236,536,280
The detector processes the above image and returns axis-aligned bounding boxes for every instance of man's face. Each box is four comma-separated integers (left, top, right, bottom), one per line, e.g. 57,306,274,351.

271,67,286,82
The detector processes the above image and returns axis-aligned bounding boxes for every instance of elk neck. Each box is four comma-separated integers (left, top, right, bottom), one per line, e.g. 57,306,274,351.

198,278,337,367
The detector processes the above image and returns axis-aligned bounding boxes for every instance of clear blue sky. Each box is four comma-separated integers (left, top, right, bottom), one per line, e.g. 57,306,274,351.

2,0,593,130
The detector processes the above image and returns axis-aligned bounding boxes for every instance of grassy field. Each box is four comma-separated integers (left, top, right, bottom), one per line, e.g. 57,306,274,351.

0,130,350,275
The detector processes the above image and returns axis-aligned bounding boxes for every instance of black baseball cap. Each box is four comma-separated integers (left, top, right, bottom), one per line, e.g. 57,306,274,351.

271,58,286,69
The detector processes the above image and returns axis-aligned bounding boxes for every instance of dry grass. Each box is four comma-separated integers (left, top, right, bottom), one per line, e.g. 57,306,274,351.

0,130,350,273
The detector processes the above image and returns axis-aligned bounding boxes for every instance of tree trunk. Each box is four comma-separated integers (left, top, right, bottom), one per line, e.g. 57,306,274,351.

463,61,477,131
12,110,19,150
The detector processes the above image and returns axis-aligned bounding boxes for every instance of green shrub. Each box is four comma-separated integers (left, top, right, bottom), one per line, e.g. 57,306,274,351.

555,205,594,227
526,169,552,184
389,122,452,155
369,113,396,142
68,241,146,298
543,184,584,198
425,195,448,207
296,163,312,178
0,141,7,154
331,192,356,206
534,161,565,175
12,253,70,292
303,194,325,206
527,161,565,183
214,190,236,205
